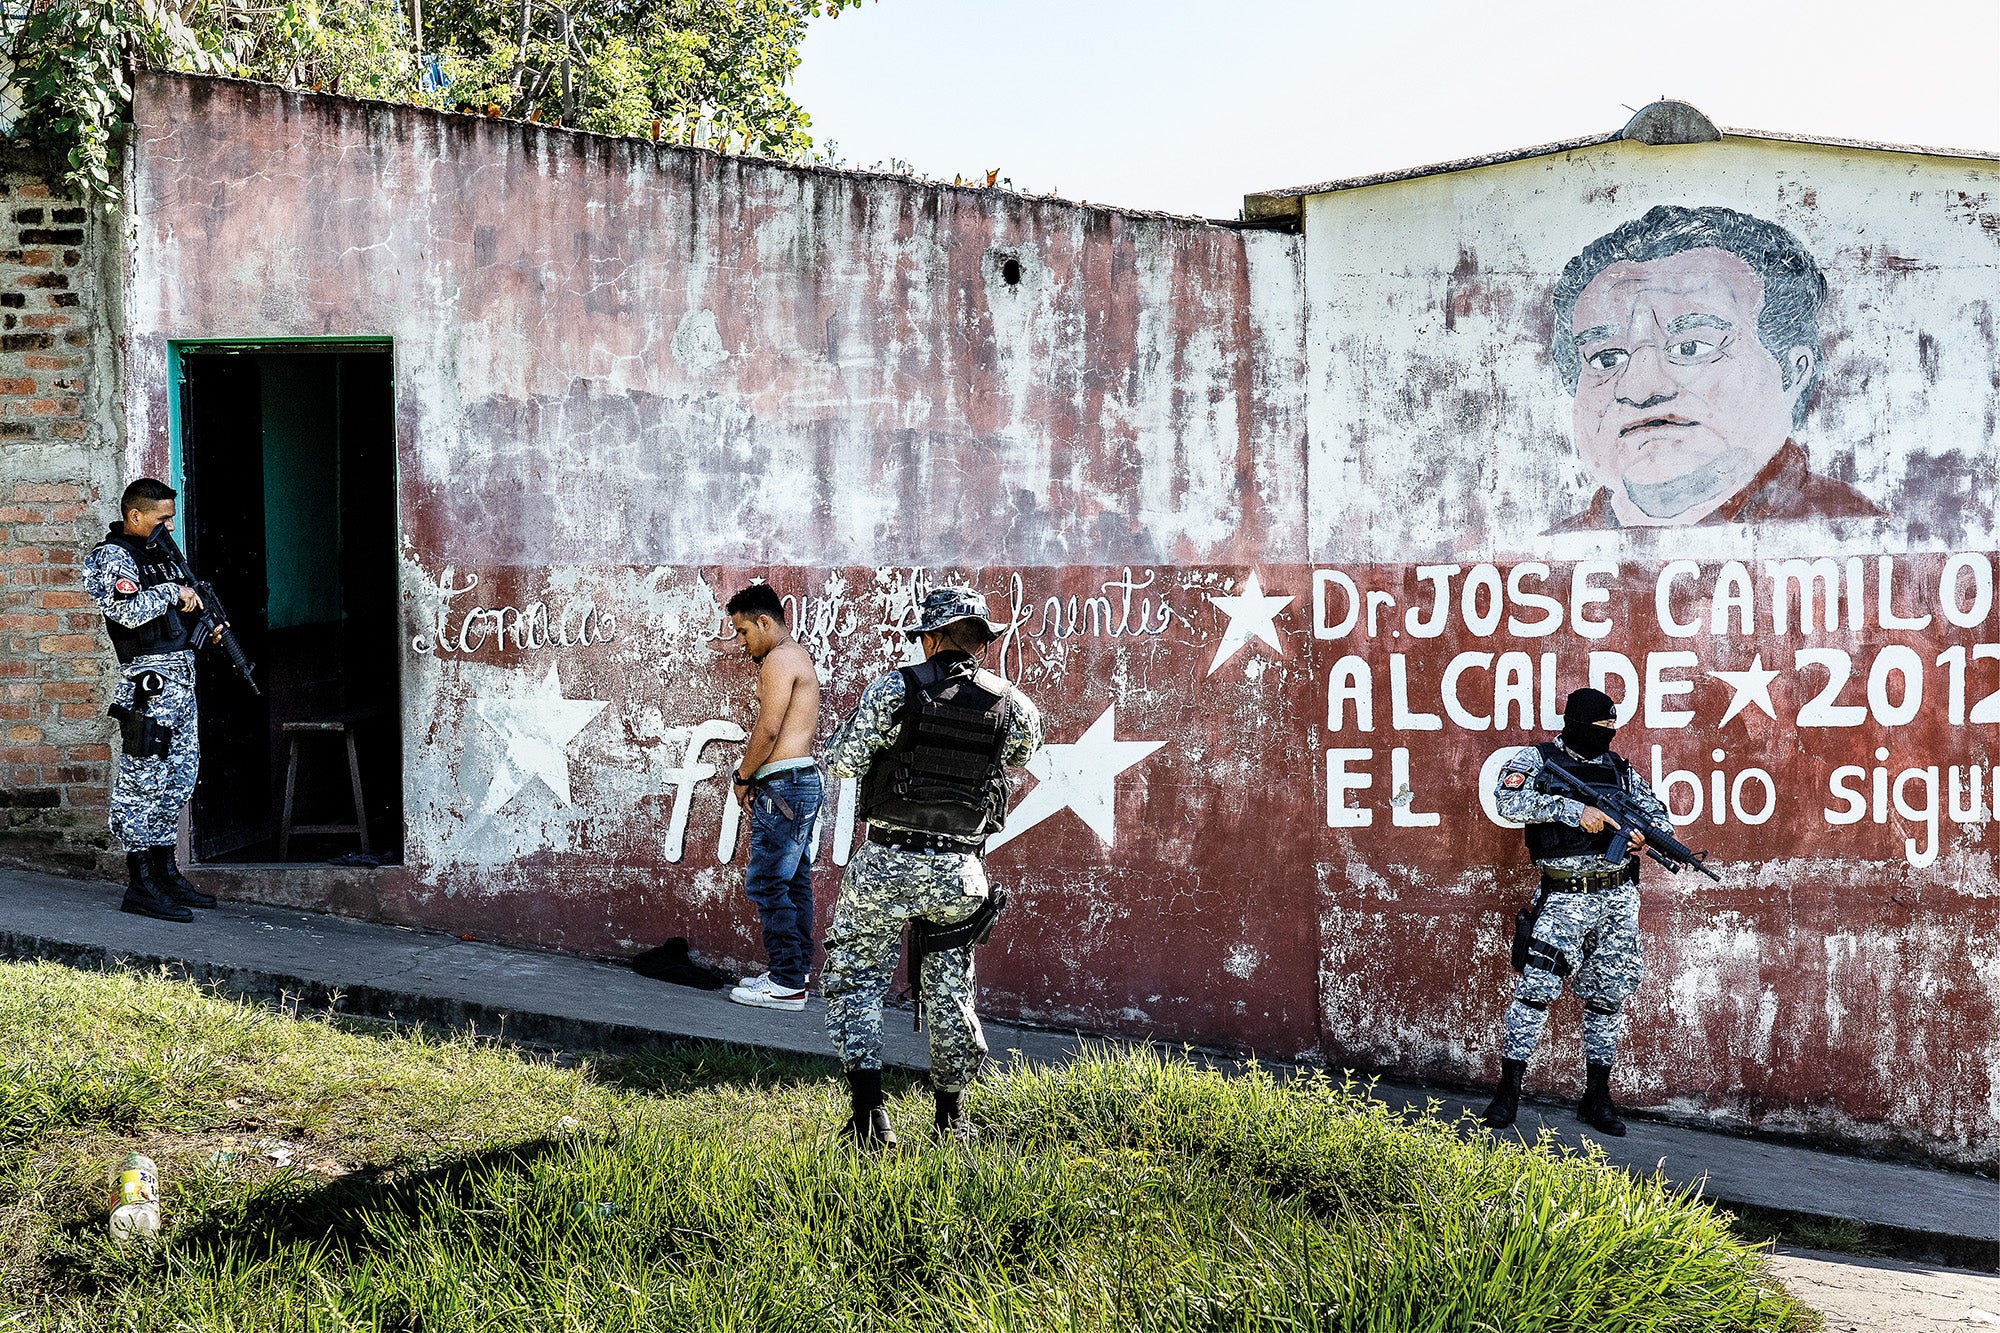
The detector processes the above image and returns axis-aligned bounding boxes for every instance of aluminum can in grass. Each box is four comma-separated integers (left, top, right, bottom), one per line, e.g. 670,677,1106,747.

109,1152,161,1246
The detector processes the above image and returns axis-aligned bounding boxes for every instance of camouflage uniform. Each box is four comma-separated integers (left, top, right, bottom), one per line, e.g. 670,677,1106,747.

822,665,1042,1091
83,542,199,853
1494,742,1667,1066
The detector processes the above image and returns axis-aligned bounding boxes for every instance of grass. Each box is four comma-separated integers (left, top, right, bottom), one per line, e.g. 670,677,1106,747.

0,960,1813,1332
1778,1218,1875,1256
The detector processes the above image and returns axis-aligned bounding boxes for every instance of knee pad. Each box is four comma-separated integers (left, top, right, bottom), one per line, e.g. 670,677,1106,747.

1583,996,1623,1017
1512,995,1550,1012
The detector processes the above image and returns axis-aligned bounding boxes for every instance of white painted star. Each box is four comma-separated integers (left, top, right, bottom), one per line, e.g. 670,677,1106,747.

470,662,610,822
987,704,1165,852
1205,570,1293,676
1709,655,1781,726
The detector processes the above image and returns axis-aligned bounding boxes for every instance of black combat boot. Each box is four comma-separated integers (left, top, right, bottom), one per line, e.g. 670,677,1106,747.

1480,1058,1526,1131
932,1086,977,1144
149,846,216,908
1577,1063,1628,1137
120,851,192,923
842,1069,897,1151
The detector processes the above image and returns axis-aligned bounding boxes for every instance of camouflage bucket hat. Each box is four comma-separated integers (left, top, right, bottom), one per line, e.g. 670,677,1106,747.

905,586,1009,638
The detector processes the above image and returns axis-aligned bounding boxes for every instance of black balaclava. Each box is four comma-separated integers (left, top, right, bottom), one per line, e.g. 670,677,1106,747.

1560,687,1618,760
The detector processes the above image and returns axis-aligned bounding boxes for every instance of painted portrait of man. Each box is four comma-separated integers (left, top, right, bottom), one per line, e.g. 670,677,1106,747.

1546,204,1885,531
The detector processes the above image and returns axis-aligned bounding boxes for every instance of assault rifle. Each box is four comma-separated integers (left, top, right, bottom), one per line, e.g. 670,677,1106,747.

148,528,261,696
1535,757,1720,881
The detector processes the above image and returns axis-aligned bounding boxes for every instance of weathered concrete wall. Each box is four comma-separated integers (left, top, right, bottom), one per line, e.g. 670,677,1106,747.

0,146,126,877
127,78,1306,573
114,74,1997,1164
1302,139,1999,561
1300,139,2000,1160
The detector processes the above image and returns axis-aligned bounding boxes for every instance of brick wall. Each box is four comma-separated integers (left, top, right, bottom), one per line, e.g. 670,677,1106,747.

0,149,125,877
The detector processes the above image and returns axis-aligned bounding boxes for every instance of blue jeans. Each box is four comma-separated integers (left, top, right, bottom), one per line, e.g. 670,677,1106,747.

744,768,823,989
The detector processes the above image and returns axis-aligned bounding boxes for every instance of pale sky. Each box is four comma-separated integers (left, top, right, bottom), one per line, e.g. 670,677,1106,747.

793,0,2000,219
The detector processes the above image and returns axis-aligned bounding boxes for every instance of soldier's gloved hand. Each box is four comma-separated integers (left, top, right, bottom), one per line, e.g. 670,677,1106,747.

177,585,203,613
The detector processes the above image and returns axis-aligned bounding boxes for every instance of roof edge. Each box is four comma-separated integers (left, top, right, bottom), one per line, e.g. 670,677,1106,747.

1242,131,1620,218
1721,125,2000,164
1242,112,2000,218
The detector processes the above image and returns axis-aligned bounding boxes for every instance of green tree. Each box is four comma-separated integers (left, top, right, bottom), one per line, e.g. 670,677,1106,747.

430,0,862,155
7,0,866,205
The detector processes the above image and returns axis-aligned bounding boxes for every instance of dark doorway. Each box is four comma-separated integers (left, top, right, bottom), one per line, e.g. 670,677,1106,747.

180,346,403,864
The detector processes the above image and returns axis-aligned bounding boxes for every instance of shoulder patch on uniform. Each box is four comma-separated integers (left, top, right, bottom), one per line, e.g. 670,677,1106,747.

1502,771,1528,789
113,578,140,597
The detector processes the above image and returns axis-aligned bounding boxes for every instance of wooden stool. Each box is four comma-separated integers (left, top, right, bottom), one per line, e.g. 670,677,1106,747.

279,708,381,859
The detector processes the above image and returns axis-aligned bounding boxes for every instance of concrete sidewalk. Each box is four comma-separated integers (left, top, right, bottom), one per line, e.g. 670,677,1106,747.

2,864,1993,1265
1766,1248,2000,1333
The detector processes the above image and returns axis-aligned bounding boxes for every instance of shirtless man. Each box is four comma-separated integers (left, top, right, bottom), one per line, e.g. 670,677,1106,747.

723,584,824,1011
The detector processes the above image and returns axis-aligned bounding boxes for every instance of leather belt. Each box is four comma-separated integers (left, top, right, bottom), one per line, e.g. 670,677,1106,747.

1540,864,1637,894
867,825,984,856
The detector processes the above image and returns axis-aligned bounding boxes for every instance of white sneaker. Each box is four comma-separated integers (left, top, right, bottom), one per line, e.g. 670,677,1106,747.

737,971,808,994
728,981,808,1011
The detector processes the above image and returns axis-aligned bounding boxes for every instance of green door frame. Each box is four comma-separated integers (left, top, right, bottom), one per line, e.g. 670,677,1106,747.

166,337,395,496
167,337,404,864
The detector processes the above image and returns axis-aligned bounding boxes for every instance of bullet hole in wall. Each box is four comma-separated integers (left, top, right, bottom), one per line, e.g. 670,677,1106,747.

1001,257,1022,286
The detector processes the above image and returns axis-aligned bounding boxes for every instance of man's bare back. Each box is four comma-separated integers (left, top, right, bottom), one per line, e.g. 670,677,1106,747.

754,640,819,766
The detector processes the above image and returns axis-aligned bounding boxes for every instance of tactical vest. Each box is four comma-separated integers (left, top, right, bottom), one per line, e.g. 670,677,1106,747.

1523,741,1631,862
858,654,1014,839
94,524,199,663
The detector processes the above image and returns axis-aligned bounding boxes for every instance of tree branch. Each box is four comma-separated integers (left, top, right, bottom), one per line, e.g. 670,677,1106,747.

507,0,532,100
